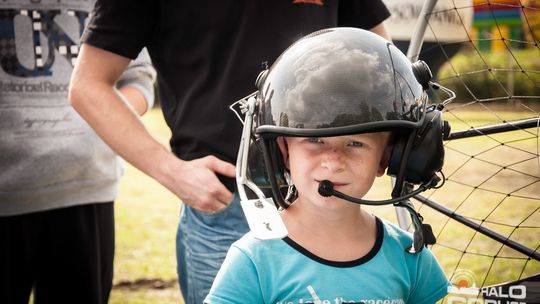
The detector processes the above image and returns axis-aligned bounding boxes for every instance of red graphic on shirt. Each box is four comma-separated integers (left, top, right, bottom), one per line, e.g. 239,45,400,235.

293,0,324,5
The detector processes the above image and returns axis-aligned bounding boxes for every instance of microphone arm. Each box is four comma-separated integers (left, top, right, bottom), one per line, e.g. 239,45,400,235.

318,177,440,206
317,179,439,253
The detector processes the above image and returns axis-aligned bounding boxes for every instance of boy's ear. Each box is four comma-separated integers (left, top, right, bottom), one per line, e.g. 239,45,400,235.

276,137,290,169
377,144,393,177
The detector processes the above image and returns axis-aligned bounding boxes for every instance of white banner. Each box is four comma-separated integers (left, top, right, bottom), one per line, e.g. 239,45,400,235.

383,0,474,42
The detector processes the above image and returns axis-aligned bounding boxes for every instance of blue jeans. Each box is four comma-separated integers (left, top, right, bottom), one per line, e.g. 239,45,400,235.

176,193,249,304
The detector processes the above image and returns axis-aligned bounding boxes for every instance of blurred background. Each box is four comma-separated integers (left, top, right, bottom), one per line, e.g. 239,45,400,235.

111,1,540,303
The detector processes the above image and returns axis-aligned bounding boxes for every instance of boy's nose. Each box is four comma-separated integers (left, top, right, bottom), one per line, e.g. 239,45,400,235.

321,149,345,172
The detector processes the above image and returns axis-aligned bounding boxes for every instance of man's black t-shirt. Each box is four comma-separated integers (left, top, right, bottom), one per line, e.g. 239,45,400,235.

82,0,390,191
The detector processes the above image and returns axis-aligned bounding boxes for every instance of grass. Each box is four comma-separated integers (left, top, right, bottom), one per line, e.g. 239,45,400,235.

110,107,540,303
416,107,540,290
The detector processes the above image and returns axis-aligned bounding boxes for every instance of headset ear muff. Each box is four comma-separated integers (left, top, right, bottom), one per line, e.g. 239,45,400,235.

408,110,446,183
387,134,407,182
387,110,447,185
412,60,433,90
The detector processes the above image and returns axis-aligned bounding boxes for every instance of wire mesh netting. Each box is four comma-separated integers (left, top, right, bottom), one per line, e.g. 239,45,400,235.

398,0,540,301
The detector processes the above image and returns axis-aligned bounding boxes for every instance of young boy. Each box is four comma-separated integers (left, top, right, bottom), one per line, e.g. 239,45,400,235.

205,27,450,304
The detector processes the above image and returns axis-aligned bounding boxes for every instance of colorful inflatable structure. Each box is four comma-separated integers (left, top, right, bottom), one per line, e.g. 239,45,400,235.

472,0,540,51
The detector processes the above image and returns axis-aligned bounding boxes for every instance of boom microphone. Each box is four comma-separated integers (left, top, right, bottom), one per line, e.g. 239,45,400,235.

317,180,334,197
317,178,440,206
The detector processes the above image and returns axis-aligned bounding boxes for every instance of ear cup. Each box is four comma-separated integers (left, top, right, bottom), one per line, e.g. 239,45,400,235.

412,60,433,90
387,135,407,181
387,110,446,184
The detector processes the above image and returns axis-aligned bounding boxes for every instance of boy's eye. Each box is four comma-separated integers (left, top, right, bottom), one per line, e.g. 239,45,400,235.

348,141,364,147
307,137,323,144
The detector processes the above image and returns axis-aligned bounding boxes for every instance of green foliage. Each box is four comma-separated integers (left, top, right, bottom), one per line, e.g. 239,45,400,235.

437,48,540,101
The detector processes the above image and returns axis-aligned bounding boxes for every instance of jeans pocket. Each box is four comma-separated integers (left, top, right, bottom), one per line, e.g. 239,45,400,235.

190,193,249,231
197,193,237,217
177,192,250,304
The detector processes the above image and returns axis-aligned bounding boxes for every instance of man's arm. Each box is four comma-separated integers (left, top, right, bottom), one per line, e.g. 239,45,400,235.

69,44,235,212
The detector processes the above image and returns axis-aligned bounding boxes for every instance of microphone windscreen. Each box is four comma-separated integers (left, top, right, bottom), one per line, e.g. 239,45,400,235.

318,180,334,197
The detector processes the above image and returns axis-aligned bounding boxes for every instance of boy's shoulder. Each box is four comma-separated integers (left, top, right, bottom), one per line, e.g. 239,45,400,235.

379,217,415,249
231,232,290,259
378,217,441,266
379,218,413,242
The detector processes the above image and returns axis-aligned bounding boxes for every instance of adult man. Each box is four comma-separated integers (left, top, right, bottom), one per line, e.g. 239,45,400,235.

69,1,391,303
0,1,155,303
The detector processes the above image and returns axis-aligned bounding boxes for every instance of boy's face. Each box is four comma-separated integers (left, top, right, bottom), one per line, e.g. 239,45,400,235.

278,132,391,208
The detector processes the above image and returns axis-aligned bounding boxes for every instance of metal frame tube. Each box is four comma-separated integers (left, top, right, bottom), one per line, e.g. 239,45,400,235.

414,194,540,261
397,0,440,229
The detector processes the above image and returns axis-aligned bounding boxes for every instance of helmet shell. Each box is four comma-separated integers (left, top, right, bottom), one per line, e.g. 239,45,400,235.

256,27,427,137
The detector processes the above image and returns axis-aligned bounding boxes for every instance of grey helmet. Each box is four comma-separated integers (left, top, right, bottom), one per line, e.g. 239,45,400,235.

248,27,446,208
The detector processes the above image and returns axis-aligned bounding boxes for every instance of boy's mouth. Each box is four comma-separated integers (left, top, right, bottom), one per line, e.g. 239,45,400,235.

315,179,349,187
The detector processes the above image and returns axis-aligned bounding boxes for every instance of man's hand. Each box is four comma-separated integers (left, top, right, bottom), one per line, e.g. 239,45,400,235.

160,155,236,213
70,44,237,213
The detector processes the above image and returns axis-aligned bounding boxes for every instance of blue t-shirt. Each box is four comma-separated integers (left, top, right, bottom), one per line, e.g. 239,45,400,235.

205,217,449,304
